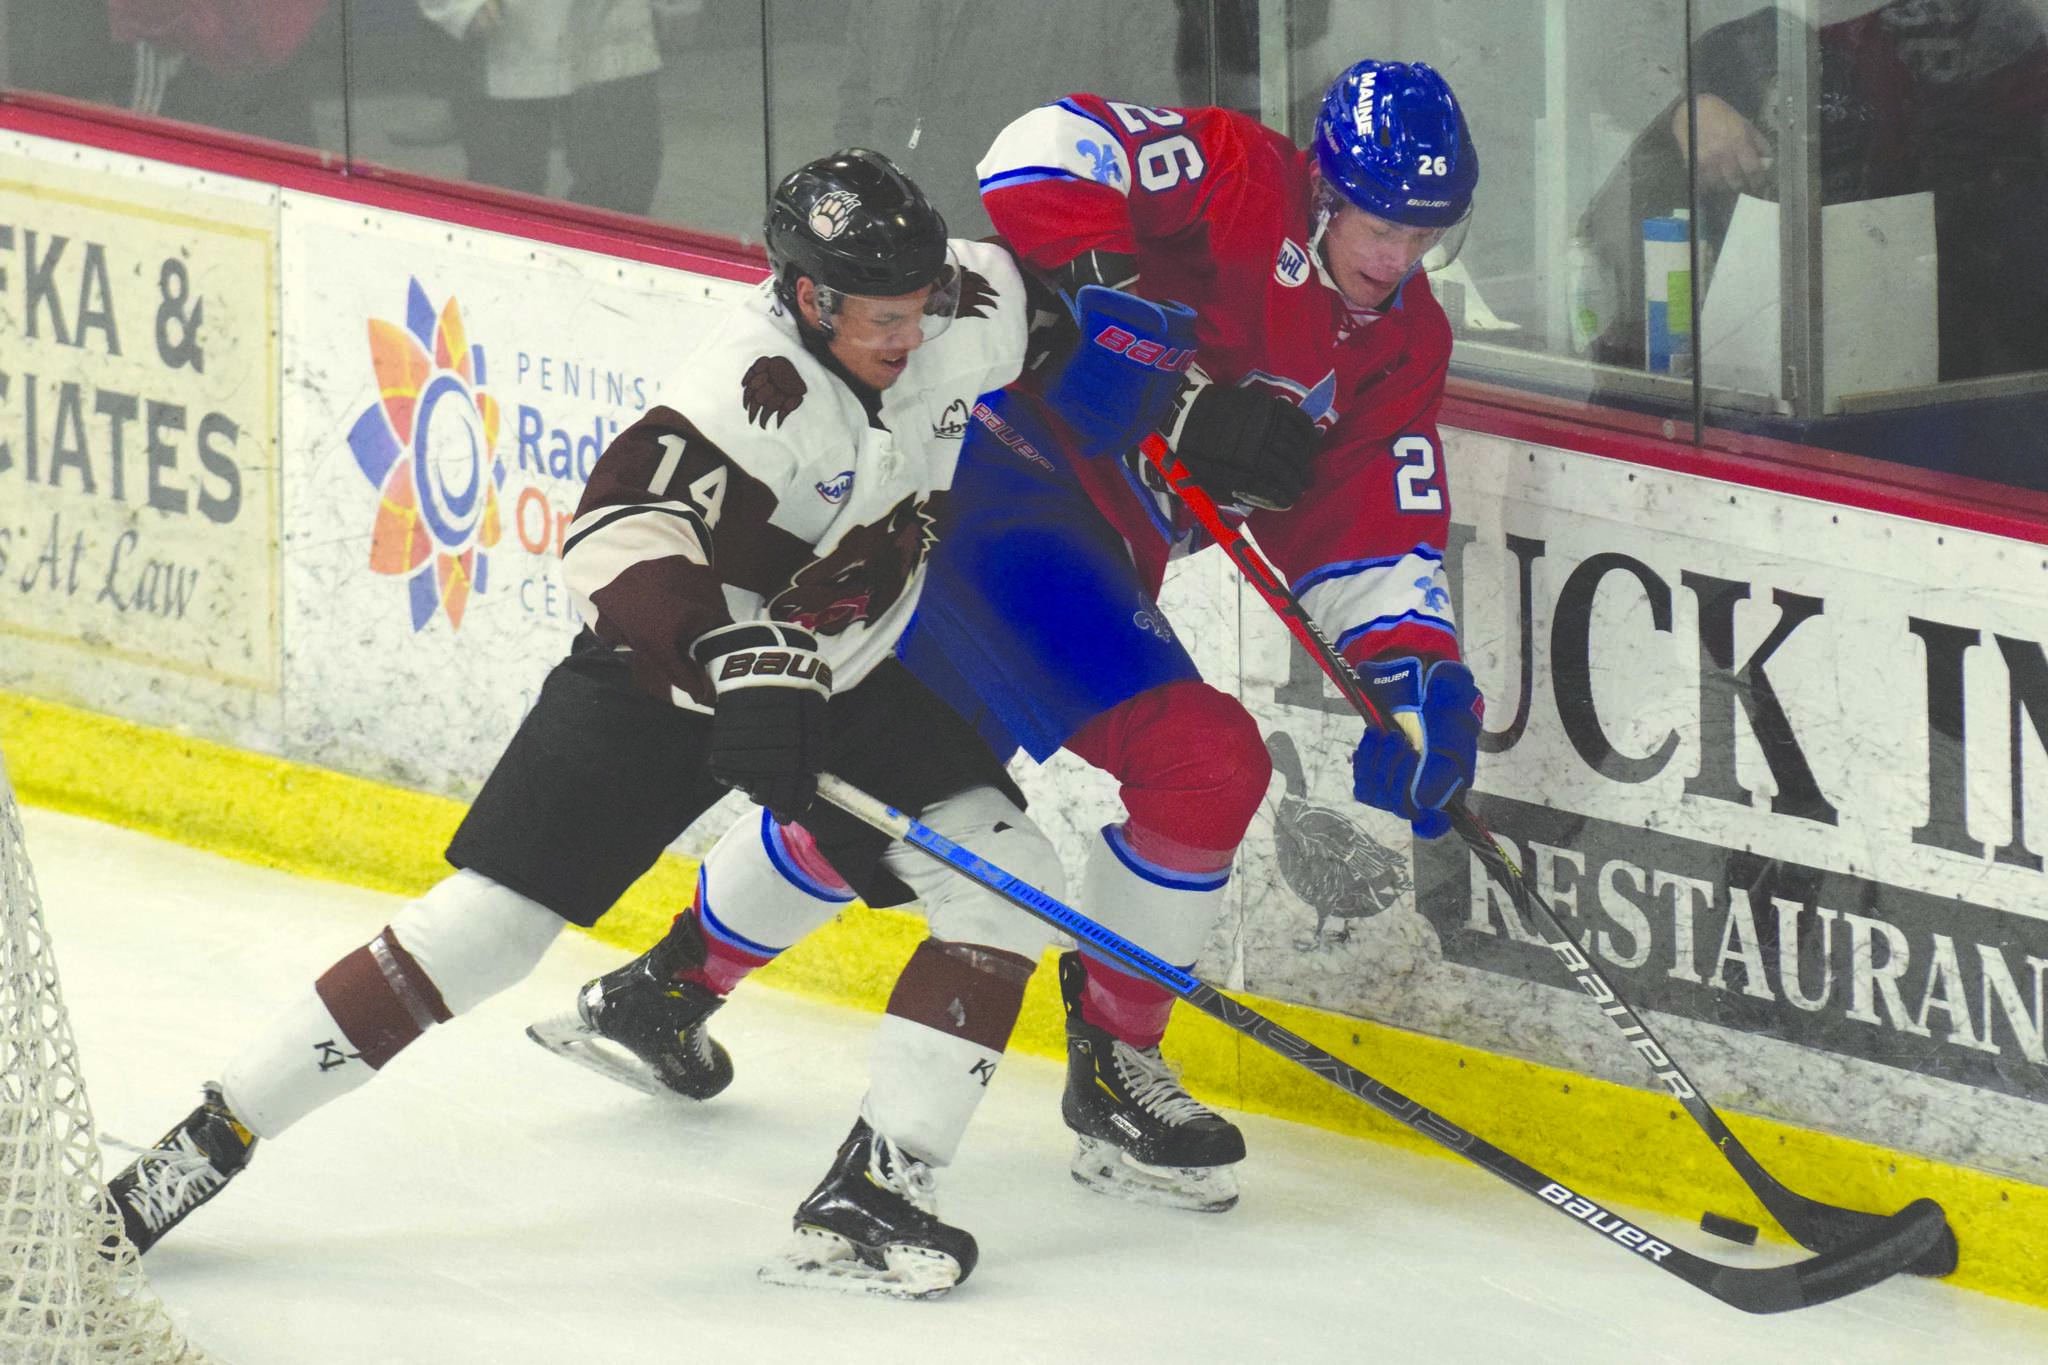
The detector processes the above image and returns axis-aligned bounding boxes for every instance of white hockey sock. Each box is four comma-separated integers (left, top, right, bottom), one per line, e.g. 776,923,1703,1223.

1082,823,1231,969
698,808,854,954
861,1017,1006,1169
220,986,376,1140
860,936,1035,1166
221,872,562,1138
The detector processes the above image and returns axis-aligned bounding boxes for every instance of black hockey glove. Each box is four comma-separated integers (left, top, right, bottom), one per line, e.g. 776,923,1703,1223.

1162,375,1317,512
691,621,833,824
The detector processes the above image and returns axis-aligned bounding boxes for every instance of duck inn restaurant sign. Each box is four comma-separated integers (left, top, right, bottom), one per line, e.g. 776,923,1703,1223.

1283,434,2048,1106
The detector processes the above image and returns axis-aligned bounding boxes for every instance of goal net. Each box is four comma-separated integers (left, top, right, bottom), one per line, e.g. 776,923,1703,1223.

0,745,213,1363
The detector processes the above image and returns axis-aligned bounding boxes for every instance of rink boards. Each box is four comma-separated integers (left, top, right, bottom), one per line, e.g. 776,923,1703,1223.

2,124,2044,1306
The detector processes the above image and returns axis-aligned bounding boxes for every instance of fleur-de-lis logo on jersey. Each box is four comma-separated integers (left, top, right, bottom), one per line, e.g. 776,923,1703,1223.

1076,139,1123,185
808,190,861,240
1415,575,1452,613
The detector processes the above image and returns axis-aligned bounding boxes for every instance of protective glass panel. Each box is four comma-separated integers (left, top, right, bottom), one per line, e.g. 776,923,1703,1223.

340,0,768,241
764,0,1196,239
0,0,346,154
1291,1,1700,428
1691,0,2048,493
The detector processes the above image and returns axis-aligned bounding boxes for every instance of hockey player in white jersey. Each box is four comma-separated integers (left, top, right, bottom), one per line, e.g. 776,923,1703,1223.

105,149,1171,1298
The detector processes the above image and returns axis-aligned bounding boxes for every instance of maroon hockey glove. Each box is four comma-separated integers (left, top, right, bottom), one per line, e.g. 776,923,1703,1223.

692,621,832,823
1161,374,1317,512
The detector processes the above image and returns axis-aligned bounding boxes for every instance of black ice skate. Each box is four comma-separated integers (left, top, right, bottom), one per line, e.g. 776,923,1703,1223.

1059,951,1244,1212
106,1082,258,1254
759,1118,977,1300
527,929,733,1101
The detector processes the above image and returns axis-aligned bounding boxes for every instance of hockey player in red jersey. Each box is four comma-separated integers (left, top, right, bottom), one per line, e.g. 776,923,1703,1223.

950,61,1487,1207
576,62,1486,1218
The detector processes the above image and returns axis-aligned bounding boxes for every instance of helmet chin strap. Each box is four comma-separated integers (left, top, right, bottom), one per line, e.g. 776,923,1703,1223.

1307,177,1347,299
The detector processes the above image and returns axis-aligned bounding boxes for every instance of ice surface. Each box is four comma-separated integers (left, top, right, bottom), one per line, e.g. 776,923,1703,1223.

25,808,2048,1365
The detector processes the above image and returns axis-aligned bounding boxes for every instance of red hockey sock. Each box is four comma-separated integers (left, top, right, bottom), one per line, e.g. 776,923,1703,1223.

667,905,774,997
682,936,770,996
1078,954,1176,1049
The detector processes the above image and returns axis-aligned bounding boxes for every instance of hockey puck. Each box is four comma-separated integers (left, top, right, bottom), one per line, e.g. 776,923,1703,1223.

1700,1211,1759,1245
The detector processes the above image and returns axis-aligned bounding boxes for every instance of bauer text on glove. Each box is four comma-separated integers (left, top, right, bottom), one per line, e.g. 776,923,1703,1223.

692,621,832,823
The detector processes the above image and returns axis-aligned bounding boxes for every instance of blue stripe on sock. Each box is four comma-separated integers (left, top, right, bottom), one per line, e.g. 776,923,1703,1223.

760,808,855,903
695,868,786,959
1101,824,1230,892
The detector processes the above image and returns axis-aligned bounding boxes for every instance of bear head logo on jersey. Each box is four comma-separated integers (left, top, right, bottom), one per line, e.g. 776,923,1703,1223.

808,190,862,241
769,494,939,636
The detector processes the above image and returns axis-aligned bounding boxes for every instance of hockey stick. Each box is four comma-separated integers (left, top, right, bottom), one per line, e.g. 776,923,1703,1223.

814,773,1945,1313
1136,432,1959,1277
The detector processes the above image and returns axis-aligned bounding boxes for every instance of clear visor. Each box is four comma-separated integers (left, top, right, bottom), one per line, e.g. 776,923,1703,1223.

814,246,963,350
1415,213,1470,274
1316,183,1471,277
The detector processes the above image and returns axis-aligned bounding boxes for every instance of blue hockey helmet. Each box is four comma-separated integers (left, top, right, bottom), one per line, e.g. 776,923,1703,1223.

1313,60,1478,233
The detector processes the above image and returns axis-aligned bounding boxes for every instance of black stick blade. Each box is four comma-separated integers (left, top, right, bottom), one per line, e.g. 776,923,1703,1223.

1701,1198,1951,1315
1770,1195,1961,1278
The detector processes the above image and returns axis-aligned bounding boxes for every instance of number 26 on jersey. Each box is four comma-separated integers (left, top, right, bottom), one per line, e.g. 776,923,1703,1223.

1108,102,1207,192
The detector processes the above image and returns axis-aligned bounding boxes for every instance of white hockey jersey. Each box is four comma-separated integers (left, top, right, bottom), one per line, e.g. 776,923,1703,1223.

562,238,1027,709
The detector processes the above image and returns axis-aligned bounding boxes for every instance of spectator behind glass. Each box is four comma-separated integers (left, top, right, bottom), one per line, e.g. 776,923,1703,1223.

1576,0,2048,383
419,0,690,218
108,0,335,147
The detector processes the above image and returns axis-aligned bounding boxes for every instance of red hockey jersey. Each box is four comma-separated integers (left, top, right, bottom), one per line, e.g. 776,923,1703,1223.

978,94,1460,672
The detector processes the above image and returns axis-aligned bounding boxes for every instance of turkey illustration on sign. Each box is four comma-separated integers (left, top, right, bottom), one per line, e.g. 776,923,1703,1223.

1265,731,1412,947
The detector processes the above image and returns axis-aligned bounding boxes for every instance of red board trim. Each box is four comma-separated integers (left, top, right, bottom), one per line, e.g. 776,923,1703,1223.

1443,379,2048,547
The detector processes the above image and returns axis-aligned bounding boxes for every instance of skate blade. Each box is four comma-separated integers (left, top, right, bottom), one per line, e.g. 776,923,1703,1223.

1070,1134,1240,1213
525,1015,673,1100
757,1226,963,1301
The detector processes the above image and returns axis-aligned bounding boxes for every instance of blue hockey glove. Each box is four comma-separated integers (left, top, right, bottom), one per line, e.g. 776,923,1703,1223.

1042,284,1199,458
1350,659,1482,839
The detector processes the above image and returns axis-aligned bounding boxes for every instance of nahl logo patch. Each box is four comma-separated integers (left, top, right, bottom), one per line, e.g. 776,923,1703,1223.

808,190,861,240
1274,238,1311,288
815,469,854,503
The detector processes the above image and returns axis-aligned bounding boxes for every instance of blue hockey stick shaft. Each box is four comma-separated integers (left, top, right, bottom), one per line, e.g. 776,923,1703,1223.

811,773,1946,1314
814,774,1198,995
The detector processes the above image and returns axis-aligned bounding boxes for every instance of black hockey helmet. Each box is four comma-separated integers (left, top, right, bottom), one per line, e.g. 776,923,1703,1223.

765,148,958,338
